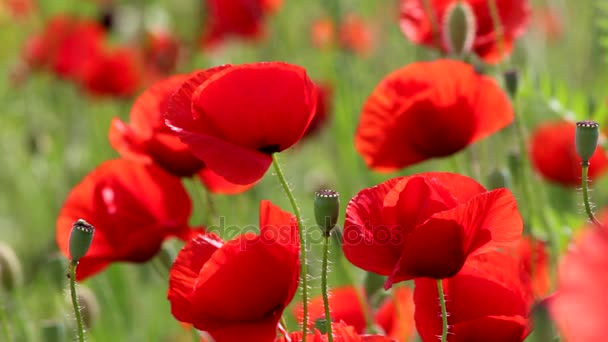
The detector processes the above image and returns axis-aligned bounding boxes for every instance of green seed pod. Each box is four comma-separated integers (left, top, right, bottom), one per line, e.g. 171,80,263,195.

314,317,330,334
486,168,512,190
69,219,95,262
0,242,23,292
503,69,519,98
442,1,476,56
41,320,66,342
314,190,340,236
575,121,600,165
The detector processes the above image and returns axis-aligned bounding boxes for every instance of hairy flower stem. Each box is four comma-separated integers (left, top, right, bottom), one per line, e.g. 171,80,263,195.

69,261,85,342
321,235,334,341
272,153,308,341
581,163,603,228
437,279,448,342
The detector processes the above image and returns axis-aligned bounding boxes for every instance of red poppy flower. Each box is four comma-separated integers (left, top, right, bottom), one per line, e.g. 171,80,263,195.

400,0,531,63
339,14,374,56
2,0,35,19
303,81,333,138
276,321,395,342
80,47,142,97
550,221,608,342
23,16,105,76
342,172,522,287
143,30,180,77
293,286,368,333
355,59,513,172
310,17,335,50
168,200,299,342
165,62,317,184
374,287,415,342
201,0,282,46
529,120,608,186
414,252,534,342
509,236,550,298
56,159,192,281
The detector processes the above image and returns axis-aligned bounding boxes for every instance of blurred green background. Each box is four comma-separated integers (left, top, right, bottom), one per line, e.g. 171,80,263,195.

1,0,607,340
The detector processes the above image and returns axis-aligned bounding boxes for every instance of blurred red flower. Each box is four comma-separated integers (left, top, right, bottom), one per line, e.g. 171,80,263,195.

168,200,299,342
276,321,395,342
355,60,513,172
80,47,142,97
339,14,374,56
535,5,563,41
414,252,534,341
201,0,282,46
310,17,335,50
110,75,255,193
343,172,522,287
550,218,608,342
374,287,415,342
293,286,368,333
529,120,608,186
1,0,35,19
143,30,181,79
303,81,333,138
400,0,531,63
23,16,105,78
165,62,317,184
56,159,193,281
510,236,550,298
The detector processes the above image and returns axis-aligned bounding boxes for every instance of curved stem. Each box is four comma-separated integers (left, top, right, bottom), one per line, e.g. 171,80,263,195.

321,235,334,342
69,261,85,342
581,163,603,228
437,279,448,342
272,153,308,341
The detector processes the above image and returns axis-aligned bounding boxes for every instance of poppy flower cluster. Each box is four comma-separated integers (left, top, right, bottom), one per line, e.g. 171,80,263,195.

165,61,318,184
529,120,608,186
109,74,253,194
355,59,513,172
56,159,195,280
22,15,142,97
201,0,283,47
399,0,531,63
168,200,300,342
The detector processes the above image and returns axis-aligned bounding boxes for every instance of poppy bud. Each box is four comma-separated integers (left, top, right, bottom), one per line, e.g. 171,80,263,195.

528,299,554,341
314,317,330,334
314,190,340,236
69,219,95,263
0,242,23,291
507,150,521,182
575,121,600,165
442,1,476,56
486,168,512,190
503,69,519,98
41,320,66,342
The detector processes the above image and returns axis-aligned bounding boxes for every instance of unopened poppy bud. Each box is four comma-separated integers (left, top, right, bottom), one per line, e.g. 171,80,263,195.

69,219,95,263
507,150,521,182
0,242,23,291
486,168,512,190
575,121,600,165
442,1,476,56
314,190,340,236
41,320,66,342
314,317,330,334
503,69,519,98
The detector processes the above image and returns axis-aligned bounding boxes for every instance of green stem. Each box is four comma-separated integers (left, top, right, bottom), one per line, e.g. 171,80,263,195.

321,235,334,342
0,296,10,342
581,163,603,228
69,261,85,342
437,279,448,342
271,153,308,341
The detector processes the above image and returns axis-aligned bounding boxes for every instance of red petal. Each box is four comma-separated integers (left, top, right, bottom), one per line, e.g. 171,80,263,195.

198,167,257,194
168,233,223,324
374,286,415,342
